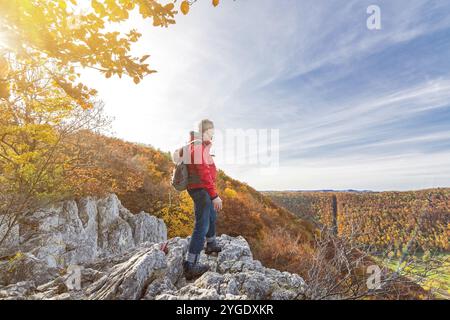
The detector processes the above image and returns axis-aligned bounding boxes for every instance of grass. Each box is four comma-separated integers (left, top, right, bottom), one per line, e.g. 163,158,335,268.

374,252,450,299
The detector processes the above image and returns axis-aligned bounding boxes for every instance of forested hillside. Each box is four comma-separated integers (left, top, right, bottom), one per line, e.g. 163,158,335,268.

264,190,450,298
263,190,449,253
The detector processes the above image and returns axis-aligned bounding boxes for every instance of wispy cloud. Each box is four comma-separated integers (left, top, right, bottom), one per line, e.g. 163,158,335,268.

81,0,450,190
280,78,450,153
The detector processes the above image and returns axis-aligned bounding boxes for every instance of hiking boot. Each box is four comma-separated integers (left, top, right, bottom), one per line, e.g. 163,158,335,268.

205,242,222,255
183,260,210,281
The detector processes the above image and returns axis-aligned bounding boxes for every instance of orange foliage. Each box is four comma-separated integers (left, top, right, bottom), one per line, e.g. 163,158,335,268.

266,190,450,252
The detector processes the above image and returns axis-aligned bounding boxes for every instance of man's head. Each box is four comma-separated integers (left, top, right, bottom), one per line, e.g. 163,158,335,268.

198,119,215,142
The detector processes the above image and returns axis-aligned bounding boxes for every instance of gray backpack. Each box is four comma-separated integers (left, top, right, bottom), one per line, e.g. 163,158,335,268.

171,140,200,191
171,161,189,191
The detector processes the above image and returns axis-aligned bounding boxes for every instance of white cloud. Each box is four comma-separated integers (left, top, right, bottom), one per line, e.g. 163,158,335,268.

79,0,450,190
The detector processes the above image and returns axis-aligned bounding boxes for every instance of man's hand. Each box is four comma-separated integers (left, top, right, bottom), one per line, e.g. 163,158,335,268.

212,196,223,212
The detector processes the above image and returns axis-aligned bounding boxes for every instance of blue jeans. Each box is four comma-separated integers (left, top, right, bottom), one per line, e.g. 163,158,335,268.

187,188,217,255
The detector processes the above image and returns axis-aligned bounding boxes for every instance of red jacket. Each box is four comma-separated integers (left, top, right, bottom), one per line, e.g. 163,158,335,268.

186,131,218,200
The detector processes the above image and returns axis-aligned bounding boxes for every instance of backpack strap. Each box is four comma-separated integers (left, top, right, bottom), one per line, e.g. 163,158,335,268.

190,139,202,145
179,139,202,157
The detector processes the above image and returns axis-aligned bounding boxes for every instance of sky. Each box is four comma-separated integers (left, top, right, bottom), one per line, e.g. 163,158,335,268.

80,0,450,191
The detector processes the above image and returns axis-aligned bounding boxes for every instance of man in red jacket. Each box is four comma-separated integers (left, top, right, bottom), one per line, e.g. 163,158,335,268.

183,119,223,280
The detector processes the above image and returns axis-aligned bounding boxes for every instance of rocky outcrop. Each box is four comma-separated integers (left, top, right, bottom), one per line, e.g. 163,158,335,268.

0,194,167,273
0,194,307,300
148,235,307,300
0,252,58,288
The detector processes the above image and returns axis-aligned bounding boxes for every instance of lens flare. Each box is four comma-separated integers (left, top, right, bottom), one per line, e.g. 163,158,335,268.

0,32,8,49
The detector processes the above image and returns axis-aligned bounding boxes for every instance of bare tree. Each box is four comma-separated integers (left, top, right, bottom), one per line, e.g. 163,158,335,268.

305,194,447,300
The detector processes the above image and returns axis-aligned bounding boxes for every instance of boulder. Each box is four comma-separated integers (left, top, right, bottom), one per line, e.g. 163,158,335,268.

0,221,19,257
87,244,167,300
0,194,307,300
0,252,59,286
0,281,36,300
5,194,166,269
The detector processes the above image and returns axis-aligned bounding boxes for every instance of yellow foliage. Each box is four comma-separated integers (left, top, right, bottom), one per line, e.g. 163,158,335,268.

158,191,194,238
267,190,450,251
0,0,180,109
224,187,238,198
180,1,190,15
9,251,24,263
0,56,9,78
0,81,9,99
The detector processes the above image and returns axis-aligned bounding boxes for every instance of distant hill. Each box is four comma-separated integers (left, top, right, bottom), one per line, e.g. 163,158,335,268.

263,189,375,193
263,189,450,252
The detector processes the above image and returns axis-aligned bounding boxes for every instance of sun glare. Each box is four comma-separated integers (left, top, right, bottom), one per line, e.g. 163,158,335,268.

0,32,7,49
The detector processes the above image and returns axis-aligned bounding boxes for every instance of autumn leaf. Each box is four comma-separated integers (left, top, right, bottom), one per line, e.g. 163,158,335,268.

0,0,179,88
0,56,9,79
0,80,10,99
58,0,67,10
140,55,150,63
180,1,190,15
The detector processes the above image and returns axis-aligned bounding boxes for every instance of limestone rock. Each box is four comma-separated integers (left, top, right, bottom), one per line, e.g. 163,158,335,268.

0,252,59,286
3,194,166,270
0,281,36,300
87,244,167,300
0,194,307,300
0,222,19,257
